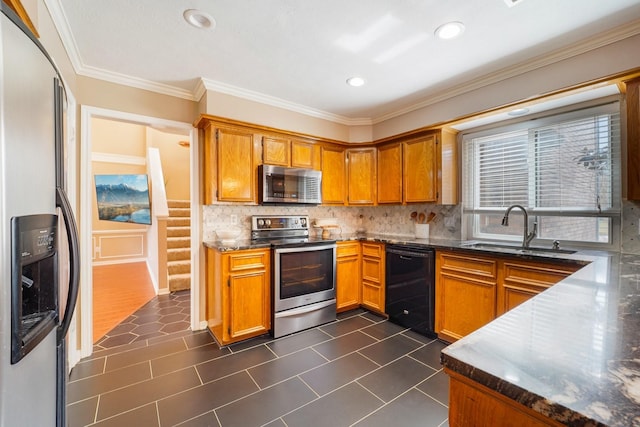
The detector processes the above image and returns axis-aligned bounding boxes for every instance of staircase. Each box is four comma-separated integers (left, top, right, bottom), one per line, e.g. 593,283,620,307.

167,200,191,292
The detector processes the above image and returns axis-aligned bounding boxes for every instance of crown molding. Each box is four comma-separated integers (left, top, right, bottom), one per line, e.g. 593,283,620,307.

46,0,640,126
79,65,196,100
200,78,373,126
372,18,640,124
43,0,83,73
44,0,196,101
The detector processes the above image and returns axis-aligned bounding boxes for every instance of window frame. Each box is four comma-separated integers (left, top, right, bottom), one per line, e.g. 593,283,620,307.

461,100,621,250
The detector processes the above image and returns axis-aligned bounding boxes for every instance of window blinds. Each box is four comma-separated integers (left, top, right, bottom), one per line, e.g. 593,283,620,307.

463,103,621,217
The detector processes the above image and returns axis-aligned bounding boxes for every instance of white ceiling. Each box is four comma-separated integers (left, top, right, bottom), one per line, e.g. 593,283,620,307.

52,0,640,123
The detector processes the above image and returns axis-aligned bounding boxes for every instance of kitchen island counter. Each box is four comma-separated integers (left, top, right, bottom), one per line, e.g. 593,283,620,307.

441,252,640,427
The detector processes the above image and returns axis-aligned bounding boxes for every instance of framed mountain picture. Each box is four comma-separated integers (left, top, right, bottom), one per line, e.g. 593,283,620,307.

94,174,152,225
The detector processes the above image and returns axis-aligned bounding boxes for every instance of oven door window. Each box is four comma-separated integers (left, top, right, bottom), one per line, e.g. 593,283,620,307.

279,247,334,299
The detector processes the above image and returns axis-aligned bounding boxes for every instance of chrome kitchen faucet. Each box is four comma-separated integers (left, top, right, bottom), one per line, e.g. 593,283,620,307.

501,204,537,249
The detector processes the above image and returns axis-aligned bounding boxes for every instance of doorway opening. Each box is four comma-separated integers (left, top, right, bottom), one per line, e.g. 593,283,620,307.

79,106,199,358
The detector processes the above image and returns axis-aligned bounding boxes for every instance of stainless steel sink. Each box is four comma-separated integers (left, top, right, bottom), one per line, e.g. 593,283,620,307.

461,242,577,255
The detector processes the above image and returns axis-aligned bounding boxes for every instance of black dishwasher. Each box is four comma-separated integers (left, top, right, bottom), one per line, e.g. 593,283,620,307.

385,244,436,338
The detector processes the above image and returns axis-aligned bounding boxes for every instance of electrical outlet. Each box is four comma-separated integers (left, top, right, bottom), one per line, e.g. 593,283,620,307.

230,214,238,225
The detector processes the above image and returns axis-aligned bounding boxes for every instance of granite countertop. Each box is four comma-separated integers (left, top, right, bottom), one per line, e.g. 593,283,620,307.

203,239,271,251
203,234,638,424
441,252,640,427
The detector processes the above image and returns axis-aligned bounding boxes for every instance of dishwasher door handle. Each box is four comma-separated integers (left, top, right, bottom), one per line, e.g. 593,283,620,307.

399,255,413,260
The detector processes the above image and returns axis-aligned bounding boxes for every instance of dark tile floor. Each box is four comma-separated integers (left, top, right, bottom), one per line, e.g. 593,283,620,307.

93,291,191,351
68,293,450,427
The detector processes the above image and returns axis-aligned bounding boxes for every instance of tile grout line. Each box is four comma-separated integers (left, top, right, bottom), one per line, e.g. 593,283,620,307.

413,384,449,408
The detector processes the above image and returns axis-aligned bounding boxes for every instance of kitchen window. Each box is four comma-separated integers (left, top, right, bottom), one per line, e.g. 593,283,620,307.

462,102,621,248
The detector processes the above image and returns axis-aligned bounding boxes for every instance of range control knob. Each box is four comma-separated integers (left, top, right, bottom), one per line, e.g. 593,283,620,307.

300,218,306,226
257,219,264,227
265,219,271,226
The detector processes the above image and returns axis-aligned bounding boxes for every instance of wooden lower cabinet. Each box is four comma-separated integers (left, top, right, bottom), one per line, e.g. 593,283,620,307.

497,259,581,316
446,369,564,427
336,241,361,312
436,250,584,342
361,242,385,313
436,251,498,343
206,248,271,345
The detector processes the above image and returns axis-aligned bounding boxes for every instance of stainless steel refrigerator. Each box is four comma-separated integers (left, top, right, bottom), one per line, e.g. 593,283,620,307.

0,4,80,426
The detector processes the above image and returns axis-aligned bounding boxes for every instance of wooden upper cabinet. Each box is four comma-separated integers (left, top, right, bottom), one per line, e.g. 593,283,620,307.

347,148,376,205
202,124,217,205
217,128,255,202
262,136,317,169
404,135,437,203
377,142,403,204
626,77,640,200
438,129,459,205
262,136,290,166
321,146,346,205
291,140,315,168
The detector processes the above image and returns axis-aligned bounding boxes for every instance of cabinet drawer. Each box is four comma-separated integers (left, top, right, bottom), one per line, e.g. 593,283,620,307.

502,261,578,288
362,243,383,258
337,241,360,257
228,250,268,272
439,252,498,280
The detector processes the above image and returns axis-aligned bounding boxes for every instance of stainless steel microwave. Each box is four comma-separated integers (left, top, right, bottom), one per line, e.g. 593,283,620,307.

259,165,322,204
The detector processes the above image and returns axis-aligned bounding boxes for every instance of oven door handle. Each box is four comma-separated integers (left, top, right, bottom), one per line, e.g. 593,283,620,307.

275,299,336,318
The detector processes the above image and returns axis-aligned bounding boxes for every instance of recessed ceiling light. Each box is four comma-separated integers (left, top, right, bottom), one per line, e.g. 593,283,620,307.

347,77,366,87
508,108,530,116
504,0,526,7
434,21,465,40
183,9,215,29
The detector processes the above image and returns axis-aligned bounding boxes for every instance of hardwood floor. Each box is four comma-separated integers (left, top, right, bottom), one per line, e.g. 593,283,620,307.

93,262,156,343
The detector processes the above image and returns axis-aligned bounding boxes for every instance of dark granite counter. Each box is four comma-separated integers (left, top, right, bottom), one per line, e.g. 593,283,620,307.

203,234,638,424
441,252,640,427
203,239,271,251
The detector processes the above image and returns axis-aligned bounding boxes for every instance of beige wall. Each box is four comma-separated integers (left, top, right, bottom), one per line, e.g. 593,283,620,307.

91,119,148,264
372,33,640,140
204,90,354,142
91,160,148,264
201,33,640,143
89,118,190,263
147,128,190,201
92,118,146,156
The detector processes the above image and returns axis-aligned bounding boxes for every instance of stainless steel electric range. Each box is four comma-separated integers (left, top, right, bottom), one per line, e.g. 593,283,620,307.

251,215,337,338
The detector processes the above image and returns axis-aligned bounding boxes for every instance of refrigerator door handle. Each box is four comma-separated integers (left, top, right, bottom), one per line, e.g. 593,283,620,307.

56,187,80,342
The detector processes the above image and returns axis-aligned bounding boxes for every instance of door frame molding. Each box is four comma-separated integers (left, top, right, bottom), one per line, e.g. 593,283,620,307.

79,105,199,358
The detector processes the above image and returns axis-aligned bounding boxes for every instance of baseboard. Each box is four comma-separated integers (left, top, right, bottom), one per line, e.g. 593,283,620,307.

92,257,148,267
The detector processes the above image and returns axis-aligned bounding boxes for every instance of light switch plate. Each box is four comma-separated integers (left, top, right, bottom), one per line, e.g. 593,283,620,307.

230,214,238,225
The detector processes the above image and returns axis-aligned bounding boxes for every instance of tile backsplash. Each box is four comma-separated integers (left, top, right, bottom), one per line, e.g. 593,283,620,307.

202,203,462,241
622,200,640,254
202,200,640,255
